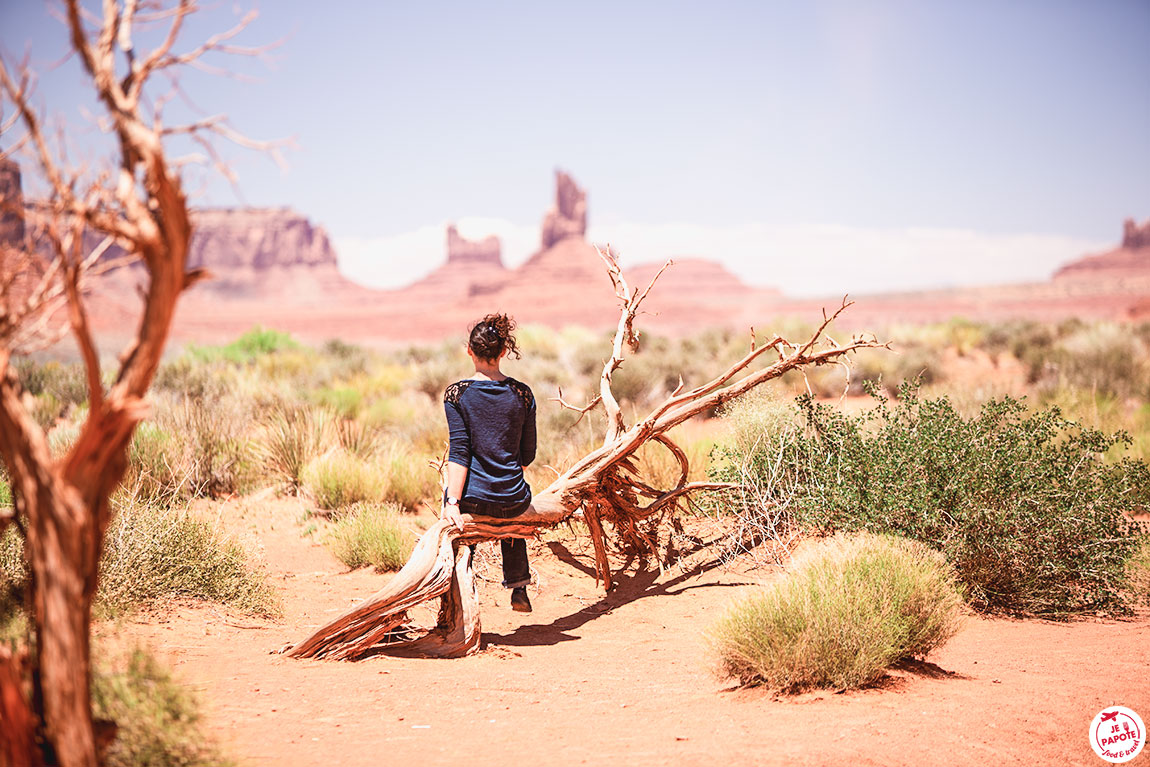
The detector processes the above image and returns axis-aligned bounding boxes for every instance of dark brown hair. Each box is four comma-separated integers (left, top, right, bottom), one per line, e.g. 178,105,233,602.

468,313,520,361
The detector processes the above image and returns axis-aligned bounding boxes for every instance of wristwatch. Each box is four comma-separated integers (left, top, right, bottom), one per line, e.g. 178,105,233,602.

445,495,460,506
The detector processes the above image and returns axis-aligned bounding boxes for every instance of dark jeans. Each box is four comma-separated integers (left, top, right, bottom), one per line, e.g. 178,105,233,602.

459,497,532,589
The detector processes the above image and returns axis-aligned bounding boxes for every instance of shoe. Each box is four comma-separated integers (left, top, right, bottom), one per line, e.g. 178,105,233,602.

511,587,532,613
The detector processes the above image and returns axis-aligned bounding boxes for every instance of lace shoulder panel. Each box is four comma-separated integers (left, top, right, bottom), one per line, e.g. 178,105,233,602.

444,380,473,406
506,378,535,409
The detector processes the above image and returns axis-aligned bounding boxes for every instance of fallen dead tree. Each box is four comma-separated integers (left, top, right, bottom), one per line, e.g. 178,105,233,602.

289,249,885,660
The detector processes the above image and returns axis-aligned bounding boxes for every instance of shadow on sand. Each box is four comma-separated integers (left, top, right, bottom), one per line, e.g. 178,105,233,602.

481,538,754,649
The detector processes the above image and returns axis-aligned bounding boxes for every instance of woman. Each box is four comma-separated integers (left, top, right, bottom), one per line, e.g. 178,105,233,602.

442,313,537,613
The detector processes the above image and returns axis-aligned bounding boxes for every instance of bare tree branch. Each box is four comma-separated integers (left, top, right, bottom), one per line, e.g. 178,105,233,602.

290,259,888,661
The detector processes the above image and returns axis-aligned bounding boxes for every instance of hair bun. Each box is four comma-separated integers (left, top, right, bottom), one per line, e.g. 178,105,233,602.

468,313,520,361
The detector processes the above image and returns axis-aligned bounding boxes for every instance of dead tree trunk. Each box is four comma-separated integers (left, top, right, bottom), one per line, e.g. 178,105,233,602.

0,3,278,764
289,250,885,660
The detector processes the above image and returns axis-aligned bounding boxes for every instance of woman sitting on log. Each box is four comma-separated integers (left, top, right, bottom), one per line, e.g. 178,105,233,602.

442,313,538,613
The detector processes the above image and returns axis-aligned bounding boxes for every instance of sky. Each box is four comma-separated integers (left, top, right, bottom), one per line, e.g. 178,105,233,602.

2,0,1148,296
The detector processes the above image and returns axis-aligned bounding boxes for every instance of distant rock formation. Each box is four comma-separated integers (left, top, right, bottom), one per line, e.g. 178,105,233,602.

403,224,509,301
189,207,338,271
0,158,24,246
540,170,587,249
626,258,758,301
1054,216,1150,281
1122,218,1150,250
446,225,502,266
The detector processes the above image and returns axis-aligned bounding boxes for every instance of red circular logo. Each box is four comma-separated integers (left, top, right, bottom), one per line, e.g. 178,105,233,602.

1091,707,1146,763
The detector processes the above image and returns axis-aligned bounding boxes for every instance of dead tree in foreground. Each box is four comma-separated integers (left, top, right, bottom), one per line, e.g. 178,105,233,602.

290,250,886,661
0,3,276,765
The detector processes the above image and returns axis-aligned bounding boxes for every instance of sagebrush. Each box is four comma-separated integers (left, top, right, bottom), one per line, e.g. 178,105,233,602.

709,533,964,691
711,383,1147,617
325,503,413,572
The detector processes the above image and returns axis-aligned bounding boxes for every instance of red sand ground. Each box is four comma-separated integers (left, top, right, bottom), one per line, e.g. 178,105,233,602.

105,494,1150,767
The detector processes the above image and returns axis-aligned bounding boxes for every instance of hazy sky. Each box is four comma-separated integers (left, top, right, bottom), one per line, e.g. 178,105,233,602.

3,1,1148,296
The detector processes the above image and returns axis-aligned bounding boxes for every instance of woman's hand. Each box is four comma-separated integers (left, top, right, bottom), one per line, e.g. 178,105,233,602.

442,501,465,531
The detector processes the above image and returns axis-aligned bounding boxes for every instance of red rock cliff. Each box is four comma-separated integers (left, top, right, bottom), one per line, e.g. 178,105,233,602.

1054,217,1150,280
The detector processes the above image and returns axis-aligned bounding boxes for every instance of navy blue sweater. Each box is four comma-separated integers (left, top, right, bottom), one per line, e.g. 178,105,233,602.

444,377,537,505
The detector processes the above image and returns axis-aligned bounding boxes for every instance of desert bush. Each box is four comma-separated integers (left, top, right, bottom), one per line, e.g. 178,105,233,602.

1050,323,1150,400
93,647,232,767
364,393,444,454
709,533,963,691
712,383,1147,617
412,355,462,400
178,398,258,498
98,497,279,617
359,364,408,399
121,396,258,504
832,342,938,398
153,355,232,401
15,359,89,407
1039,388,1150,462
302,450,384,511
1128,535,1150,606
315,385,363,419
380,443,438,511
187,325,299,366
0,496,278,619
325,502,413,572
334,418,381,458
258,404,329,493
321,338,370,376
122,422,186,506
704,391,804,561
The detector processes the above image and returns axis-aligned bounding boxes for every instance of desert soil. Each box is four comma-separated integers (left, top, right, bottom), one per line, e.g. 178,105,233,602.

104,494,1150,767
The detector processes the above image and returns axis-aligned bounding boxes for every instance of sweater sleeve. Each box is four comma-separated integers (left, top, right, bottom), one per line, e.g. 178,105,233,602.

445,390,471,468
520,388,537,467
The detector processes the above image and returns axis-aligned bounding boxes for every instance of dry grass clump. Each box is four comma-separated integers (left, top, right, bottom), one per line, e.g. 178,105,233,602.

380,444,438,512
301,443,437,513
93,647,233,767
301,450,385,511
1,496,279,623
98,498,279,617
258,404,330,493
710,533,964,692
325,503,414,572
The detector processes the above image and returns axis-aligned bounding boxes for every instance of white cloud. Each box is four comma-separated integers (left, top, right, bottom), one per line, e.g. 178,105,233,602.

334,217,538,290
588,222,1106,297
336,219,1106,297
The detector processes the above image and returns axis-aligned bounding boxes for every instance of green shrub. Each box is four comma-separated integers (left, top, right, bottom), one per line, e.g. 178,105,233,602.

712,384,1147,617
315,386,363,419
1129,535,1150,606
325,503,413,572
187,326,300,365
709,533,963,691
302,451,384,510
98,498,279,617
93,647,232,767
